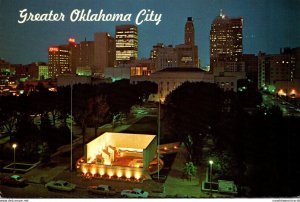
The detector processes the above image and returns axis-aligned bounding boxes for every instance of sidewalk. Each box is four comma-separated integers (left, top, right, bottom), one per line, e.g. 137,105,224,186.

162,146,208,198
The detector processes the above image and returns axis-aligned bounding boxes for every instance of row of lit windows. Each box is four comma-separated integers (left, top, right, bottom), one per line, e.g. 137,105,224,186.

116,50,137,54
116,35,137,39
116,45,137,48
116,30,137,34
116,41,138,45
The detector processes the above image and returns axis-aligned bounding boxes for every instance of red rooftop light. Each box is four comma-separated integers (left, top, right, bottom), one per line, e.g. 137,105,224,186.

68,38,76,43
49,47,58,52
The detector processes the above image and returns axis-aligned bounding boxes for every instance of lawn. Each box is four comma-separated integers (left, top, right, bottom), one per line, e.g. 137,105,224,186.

122,116,158,134
122,115,178,144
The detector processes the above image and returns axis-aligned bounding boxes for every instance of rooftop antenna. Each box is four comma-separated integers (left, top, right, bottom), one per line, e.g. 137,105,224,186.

220,9,225,19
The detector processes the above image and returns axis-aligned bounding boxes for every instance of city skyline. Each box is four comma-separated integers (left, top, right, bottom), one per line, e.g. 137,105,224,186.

0,0,299,66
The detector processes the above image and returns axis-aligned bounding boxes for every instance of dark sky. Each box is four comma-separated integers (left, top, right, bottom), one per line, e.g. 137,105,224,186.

0,0,299,66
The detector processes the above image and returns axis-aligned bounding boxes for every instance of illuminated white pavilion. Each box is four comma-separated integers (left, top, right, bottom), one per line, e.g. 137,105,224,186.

78,132,157,181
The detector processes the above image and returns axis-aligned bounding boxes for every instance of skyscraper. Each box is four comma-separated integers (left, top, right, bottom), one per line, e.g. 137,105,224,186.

48,45,70,78
94,32,116,75
69,38,80,74
115,25,138,65
210,10,243,72
185,17,195,46
179,17,198,67
78,40,95,75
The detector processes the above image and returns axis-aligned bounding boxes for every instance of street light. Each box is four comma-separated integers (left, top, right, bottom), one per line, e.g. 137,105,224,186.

70,84,73,172
209,160,214,197
12,143,17,172
157,95,161,180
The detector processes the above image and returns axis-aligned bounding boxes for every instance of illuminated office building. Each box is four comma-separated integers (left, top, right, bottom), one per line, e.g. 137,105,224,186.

210,10,243,72
115,25,138,65
48,45,70,78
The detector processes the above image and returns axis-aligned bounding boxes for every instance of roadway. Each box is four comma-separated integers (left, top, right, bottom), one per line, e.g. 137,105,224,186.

262,93,300,117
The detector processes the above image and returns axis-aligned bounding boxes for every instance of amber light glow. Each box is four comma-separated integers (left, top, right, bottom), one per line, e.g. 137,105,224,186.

134,172,141,179
98,168,105,176
117,170,123,178
278,89,286,96
91,167,96,176
68,38,76,43
108,171,114,178
49,47,59,52
290,89,296,95
125,171,132,178
82,167,88,174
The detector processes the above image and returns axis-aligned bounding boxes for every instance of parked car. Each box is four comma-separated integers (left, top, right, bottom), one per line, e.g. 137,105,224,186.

45,180,76,192
121,188,149,198
88,185,116,196
0,175,27,187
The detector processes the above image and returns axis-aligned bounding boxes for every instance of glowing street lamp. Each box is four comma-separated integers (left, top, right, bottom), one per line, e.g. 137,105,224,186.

12,143,17,172
209,160,214,197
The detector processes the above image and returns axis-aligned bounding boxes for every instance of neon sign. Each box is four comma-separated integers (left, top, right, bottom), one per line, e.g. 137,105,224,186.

49,47,59,52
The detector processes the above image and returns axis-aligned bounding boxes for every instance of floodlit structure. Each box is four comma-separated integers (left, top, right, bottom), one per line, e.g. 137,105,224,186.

78,132,157,181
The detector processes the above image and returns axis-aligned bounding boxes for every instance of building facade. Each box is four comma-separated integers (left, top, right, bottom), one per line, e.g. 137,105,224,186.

131,67,214,101
115,25,138,65
150,17,199,71
48,45,71,78
94,32,116,75
210,10,243,73
151,44,177,71
258,48,299,90
242,54,258,86
181,17,198,67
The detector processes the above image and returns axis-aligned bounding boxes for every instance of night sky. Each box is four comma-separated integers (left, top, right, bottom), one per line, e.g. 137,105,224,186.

0,0,299,66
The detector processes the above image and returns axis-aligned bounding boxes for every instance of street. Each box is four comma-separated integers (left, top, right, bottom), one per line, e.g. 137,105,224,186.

262,93,300,117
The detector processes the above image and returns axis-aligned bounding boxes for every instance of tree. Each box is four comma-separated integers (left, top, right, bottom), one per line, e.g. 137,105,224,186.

108,79,139,115
134,81,158,103
72,84,91,148
164,82,224,164
183,161,197,181
87,95,110,138
38,142,50,164
0,96,19,138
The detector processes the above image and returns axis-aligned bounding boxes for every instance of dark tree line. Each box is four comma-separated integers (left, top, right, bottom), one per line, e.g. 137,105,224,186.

0,80,157,163
164,82,224,164
164,81,300,197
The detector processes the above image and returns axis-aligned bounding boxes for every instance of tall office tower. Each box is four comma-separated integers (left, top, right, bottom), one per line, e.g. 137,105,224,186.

181,17,198,67
48,45,70,78
185,17,195,45
68,38,80,74
115,24,138,65
79,40,95,68
210,10,243,73
94,32,116,75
